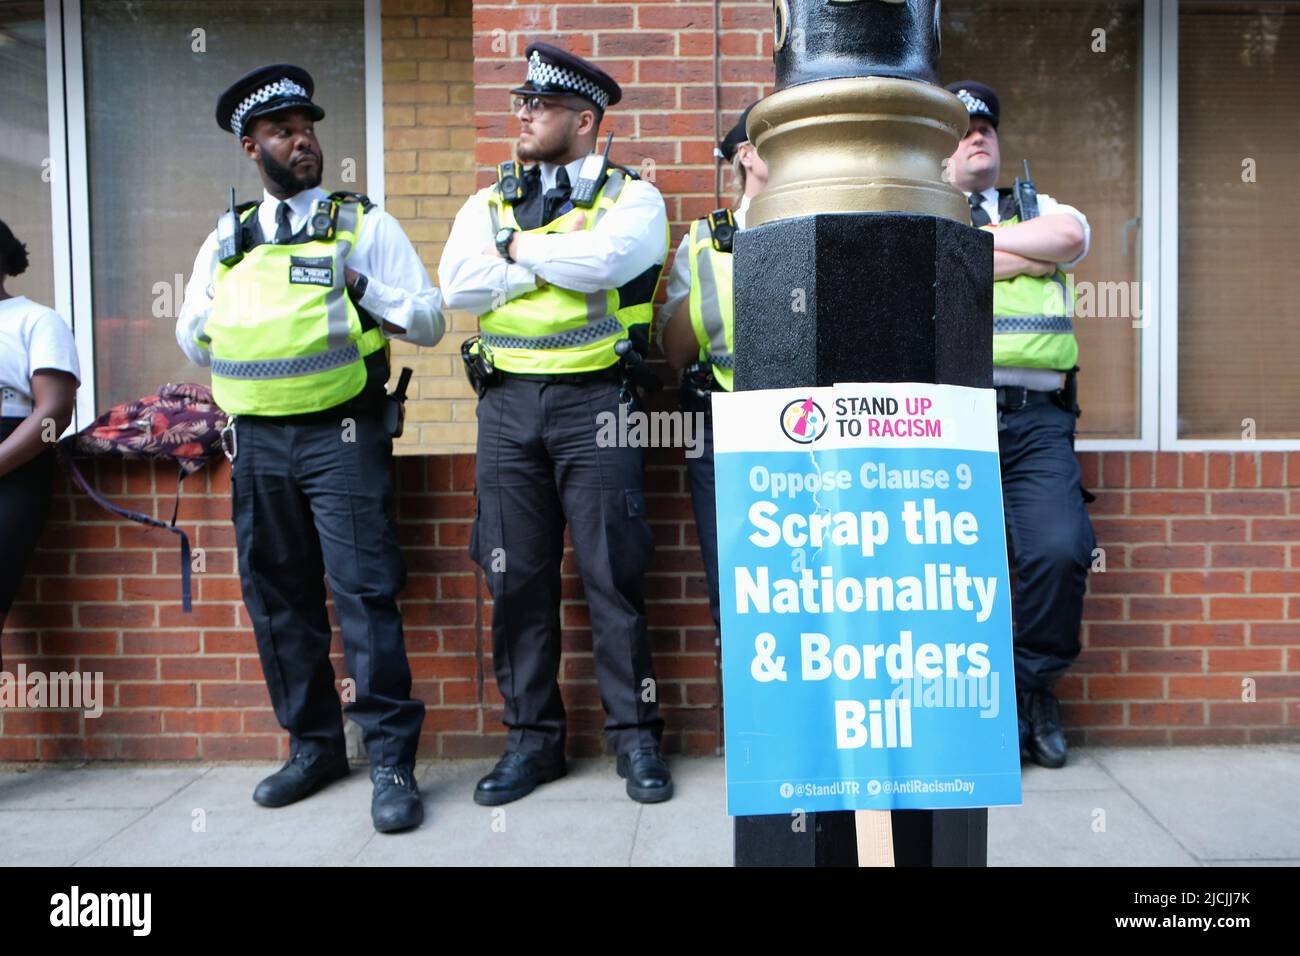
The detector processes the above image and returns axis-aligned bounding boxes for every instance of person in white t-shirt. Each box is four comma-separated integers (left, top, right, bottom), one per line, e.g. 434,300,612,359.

0,220,80,640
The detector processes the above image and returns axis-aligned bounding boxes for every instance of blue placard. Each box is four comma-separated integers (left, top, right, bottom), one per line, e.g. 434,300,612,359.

712,384,1023,816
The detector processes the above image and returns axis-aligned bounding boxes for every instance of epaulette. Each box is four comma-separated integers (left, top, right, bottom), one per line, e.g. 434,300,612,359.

329,190,375,211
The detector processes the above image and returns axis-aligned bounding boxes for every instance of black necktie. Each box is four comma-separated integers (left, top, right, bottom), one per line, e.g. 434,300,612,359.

542,167,572,226
968,192,991,227
275,201,294,243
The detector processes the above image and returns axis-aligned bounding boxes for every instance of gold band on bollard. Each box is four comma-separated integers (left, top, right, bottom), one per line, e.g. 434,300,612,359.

746,76,971,228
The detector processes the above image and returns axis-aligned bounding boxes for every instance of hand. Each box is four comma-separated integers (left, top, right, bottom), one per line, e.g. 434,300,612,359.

345,267,362,289
1025,257,1058,278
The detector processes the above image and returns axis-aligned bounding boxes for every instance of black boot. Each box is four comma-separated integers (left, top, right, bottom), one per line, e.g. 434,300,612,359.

473,751,566,806
371,764,423,833
252,751,349,808
1026,688,1068,769
616,746,673,803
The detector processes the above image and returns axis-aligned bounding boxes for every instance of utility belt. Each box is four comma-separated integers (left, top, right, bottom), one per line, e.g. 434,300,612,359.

219,367,413,463
994,386,1057,412
238,389,387,425
461,334,659,405
498,367,621,385
680,361,719,411
995,369,1080,417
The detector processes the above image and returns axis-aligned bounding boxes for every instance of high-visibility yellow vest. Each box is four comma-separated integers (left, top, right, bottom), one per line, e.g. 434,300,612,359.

481,169,668,374
202,196,386,415
686,215,735,392
991,203,1080,372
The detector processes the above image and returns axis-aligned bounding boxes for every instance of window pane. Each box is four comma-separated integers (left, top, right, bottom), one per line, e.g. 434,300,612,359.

0,2,54,306
1179,1,1300,440
945,1,1145,440
81,0,367,411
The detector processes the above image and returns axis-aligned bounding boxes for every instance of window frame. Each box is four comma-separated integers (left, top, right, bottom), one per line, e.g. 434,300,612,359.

1154,0,1300,450
1075,0,1164,452
43,0,385,429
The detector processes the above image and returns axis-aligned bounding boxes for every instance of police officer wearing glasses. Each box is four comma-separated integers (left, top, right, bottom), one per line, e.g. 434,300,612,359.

177,65,445,832
440,43,672,806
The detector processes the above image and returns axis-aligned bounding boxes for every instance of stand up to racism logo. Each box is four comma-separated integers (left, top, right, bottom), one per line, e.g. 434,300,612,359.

780,397,829,445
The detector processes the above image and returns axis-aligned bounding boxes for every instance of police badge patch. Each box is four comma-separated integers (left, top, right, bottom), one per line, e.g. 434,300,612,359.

289,255,334,287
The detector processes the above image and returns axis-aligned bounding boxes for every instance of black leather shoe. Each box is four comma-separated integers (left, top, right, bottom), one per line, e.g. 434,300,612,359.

252,751,349,808
473,751,566,806
1026,688,1068,769
371,764,423,833
616,746,673,803
1018,712,1033,763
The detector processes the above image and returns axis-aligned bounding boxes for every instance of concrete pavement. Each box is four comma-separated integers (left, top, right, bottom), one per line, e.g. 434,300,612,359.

1,746,1295,866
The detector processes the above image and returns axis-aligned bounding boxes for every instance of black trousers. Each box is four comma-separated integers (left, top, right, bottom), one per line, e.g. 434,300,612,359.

681,387,721,633
471,375,663,756
230,410,423,767
998,400,1096,693
0,417,54,618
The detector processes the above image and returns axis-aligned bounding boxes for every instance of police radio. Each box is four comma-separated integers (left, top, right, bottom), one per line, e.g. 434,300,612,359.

1014,160,1040,222
570,132,614,208
216,187,244,266
707,208,736,253
497,161,526,204
306,199,337,241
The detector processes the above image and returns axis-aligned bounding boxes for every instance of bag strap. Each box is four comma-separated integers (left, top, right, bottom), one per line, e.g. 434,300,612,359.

60,451,193,612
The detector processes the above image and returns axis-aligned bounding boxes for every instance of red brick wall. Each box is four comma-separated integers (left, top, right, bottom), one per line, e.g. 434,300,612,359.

1072,452,1300,745
0,450,721,761
4,2,1298,760
471,0,773,219
3,451,1298,761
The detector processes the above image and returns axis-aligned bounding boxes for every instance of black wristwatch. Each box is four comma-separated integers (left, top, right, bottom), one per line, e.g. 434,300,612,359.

348,272,368,299
495,227,517,263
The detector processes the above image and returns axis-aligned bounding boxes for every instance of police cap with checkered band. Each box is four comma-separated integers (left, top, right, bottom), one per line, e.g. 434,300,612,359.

945,80,1000,129
510,42,622,112
216,64,326,138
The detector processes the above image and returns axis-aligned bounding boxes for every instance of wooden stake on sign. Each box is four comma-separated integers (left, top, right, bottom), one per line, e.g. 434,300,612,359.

855,810,895,866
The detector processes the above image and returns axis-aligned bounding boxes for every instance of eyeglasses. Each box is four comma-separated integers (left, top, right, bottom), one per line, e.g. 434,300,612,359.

511,95,584,116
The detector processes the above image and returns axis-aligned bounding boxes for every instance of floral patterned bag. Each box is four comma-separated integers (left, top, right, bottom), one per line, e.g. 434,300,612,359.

58,383,229,611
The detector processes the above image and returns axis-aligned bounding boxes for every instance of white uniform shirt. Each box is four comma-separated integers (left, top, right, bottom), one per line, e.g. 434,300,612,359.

965,187,1091,269
968,187,1089,388
0,296,81,417
656,195,750,349
175,187,445,367
438,159,669,316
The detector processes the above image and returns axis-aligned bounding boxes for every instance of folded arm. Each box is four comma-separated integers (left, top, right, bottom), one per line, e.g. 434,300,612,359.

0,371,77,479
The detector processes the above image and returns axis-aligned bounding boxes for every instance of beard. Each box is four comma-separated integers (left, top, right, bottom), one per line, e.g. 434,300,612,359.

517,137,568,165
262,147,323,194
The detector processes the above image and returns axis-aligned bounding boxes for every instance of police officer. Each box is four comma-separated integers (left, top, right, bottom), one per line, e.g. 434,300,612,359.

176,65,445,831
945,81,1096,769
439,43,672,805
657,105,767,634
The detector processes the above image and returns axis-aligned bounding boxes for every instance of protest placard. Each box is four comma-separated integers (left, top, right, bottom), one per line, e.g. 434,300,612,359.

714,383,1023,816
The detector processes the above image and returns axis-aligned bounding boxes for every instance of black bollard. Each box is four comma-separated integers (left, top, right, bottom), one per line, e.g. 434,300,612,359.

729,0,993,869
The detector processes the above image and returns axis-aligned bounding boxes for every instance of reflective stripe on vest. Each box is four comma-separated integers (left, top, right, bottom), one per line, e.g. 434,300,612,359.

480,169,667,374
993,314,1075,334
205,199,385,415
991,210,1080,372
687,217,735,392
